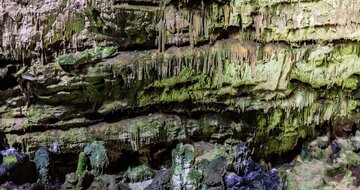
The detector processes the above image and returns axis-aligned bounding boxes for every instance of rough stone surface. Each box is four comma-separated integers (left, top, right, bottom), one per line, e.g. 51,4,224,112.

84,142,109,176
283,136,360,190
34,147,53,184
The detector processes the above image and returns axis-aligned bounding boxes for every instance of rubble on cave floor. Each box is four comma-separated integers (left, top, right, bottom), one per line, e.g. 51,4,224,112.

281,132,360,190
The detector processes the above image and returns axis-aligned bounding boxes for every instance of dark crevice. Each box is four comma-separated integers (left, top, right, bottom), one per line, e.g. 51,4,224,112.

118,42,157,52
114,1,160,6
0,75,18,91
269,138,306,167
51,153,79,183
105,142,176,175
107,149,141,174
0,60,22,68
0,64,21,91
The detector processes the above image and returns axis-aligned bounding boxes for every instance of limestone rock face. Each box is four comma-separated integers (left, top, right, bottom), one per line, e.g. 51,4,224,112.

1,0,360,189
1,0,117,61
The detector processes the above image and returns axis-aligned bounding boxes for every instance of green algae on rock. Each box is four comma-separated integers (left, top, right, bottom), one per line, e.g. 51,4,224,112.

3,156,18,164
76,152,90,176
56,46,117,66
2,40,360,160
123,165,156,183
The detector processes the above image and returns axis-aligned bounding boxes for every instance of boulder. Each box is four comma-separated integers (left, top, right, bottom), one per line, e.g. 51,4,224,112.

34,147,53,184
123,165,156,183
84,143,109,176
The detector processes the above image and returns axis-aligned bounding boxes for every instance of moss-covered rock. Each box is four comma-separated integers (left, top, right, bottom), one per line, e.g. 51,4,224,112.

57,46,117,66
3,156,17,164
123,165,156,183
171,143,198,189
282,136,360,190
84,143,109,177
76,152,90,176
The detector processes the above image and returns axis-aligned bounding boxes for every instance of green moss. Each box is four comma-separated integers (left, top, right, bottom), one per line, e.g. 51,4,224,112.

199,120,218,138
15,13,23,22
189,169,203,184
57,118,87,126
129,121,153,151
85,5,106,33
64,13,85,39
98,101,127,114
267,109,282,132
76,152,89,176
56,46,117,66
84,143,109,176
127,117,184,151
198,144,229,162
124,165,156,182
291,44,360,89
42,13,58,36
3,156,17,164
23,105,68,129
324,163,347,177
342,77,359,90
343,151,360,166
345,100,359,118
151,67,195,88
85,82,105,102
172,143,195,164
254,106,319,155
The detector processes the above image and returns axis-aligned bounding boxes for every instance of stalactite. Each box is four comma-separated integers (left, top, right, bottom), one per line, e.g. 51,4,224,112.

157,2,166,52
188,11,194,48
254,15,262,40
138,62,144,80
217,52,223,87
247,44,257,78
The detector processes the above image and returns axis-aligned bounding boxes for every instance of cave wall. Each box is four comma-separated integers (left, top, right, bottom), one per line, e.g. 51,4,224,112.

1,0,360,160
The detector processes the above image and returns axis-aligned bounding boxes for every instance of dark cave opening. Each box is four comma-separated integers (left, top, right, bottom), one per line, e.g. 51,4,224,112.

106,149,142,174
51,153,79,183
106,141,177,175
266,137,306,168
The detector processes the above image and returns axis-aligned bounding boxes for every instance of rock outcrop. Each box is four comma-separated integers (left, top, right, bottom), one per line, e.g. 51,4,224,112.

34,147,53,184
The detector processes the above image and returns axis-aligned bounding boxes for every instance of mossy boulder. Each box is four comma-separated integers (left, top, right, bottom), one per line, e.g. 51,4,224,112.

123,165,156,183
300,136,330,162
84,143,109,177
197,157,227,188
0,148,36,184
76,152,90,176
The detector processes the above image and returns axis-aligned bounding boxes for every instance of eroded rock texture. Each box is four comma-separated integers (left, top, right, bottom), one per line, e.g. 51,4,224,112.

1,0,360,189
